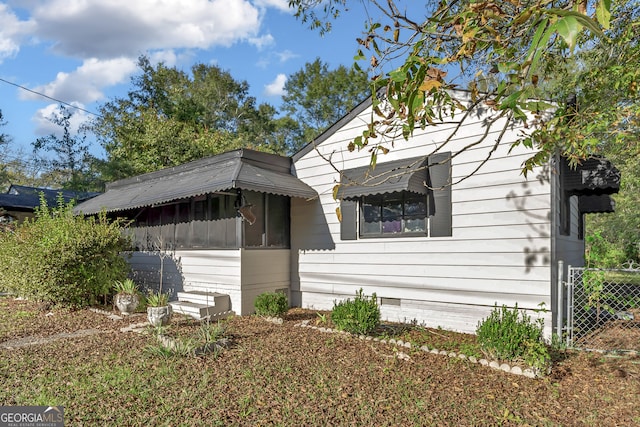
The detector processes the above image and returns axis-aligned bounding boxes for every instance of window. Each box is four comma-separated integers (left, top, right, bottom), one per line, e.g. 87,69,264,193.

124,191,290,250
339,152,452,240
360,192,428,237
243,191,290,248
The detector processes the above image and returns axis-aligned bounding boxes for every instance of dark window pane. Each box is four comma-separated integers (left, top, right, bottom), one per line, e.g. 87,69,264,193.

361,196,381,235
194,196,207,221
267,194,289,247
148,207,161,226
382,196,402,234
405,195,427,216
176,202,190,223
243,191,265,247
360,192,429,236
404,218,426,233
210,196,221,220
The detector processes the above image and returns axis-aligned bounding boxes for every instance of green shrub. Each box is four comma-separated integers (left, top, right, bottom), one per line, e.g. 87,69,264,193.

476,304,550,371
331,288,380,335
254,291,288,317
0,196,132,307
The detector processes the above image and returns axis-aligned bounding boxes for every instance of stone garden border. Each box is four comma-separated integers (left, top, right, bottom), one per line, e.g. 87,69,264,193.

294,320,546,379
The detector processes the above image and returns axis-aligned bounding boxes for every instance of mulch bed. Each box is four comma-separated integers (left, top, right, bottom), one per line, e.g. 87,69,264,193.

1,298,639,425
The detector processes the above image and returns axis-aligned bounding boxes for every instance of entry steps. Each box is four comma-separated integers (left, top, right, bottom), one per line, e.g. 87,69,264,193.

169,291,233,321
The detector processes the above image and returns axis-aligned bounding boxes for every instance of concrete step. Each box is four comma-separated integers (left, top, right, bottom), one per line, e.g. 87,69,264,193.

176,291,229,311
169,301,233,321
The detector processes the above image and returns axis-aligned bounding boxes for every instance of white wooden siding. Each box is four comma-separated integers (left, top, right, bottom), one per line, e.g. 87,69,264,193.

127,248,291,316
181,250,242,314
240,249,290,315
292,97,554,335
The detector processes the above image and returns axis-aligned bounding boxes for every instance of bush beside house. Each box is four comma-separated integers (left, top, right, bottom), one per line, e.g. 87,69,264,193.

0,196,132,307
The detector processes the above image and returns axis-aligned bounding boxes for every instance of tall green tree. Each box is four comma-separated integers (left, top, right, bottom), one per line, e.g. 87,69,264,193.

567,2,640,265
91,56,283,181
0,110,53,192
0,109,11,191
32,105,100,191
289,0,623,175
281,58,370,151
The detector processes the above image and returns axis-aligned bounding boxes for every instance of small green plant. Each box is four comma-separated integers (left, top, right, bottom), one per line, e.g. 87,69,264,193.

315,312,327,325
146,290,169,307
476,304,550,371
146,320,227,358
198,320,226,344
254,291,288,317
331,288,380,335
113,279,137,295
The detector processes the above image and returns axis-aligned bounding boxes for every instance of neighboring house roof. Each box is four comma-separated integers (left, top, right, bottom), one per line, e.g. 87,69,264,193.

0,185,99,212
74,149,318,215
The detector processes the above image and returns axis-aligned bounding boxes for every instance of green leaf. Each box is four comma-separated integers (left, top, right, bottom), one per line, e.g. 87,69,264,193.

523,100,554,112
499,90,524,110
555,16,581,50
389,69,407,83
549,9,603,37
596,0,611,29
497,62,518,73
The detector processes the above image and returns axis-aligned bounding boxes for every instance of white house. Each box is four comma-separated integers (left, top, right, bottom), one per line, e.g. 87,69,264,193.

75,91,619,336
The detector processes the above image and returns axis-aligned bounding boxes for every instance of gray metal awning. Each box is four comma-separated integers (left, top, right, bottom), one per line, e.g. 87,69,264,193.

337,156,429,200
74,149,317,215
561,157,621,196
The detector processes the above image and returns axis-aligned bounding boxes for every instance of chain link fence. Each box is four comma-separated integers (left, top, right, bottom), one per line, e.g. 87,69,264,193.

565,262,640,353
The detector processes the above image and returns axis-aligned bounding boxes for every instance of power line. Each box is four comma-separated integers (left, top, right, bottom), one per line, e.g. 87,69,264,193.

0,77,100,117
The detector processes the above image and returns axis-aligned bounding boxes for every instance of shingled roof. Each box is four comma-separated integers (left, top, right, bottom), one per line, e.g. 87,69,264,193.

0,185,99,212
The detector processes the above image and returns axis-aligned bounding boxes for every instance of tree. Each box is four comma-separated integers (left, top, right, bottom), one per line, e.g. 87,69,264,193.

91,56,284,181
289,0,624,174
0,110,48,192
281,58,370,151
573,2,640,265
0,109,12,191
32,105,100,191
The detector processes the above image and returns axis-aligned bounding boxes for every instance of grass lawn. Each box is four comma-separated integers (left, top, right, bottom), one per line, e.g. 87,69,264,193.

1,296,639,426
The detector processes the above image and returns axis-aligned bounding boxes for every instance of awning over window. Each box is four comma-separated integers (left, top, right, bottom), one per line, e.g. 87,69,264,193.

579,194,615,214
337,156,430,200
74,149,317,215
561,157,620,196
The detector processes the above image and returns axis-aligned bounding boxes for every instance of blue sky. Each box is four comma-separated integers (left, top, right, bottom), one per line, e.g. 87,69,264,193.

0,0,372,158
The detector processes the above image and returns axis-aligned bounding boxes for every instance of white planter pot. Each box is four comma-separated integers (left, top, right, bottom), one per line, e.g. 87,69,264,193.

115,293,140,315
147,306,172,327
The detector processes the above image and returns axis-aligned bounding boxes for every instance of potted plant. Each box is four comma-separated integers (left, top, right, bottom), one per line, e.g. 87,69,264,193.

113,279,140,315
146,291,172,327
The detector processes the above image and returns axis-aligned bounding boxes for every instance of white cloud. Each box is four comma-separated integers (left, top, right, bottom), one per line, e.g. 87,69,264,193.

256,49,298,69
29,0,266,59
264,73,287,97
276,49,297,63
0,4,36,63
20,57,138,104
32,103,90,136
249,34,275,50
253,0,291,12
